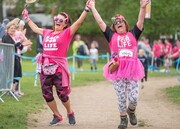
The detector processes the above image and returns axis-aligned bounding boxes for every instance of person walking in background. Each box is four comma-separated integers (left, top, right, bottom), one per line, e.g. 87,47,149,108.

90,0,149,128
89,41,98,71
138,49,148,89
22,0,92,126
72,34,86,71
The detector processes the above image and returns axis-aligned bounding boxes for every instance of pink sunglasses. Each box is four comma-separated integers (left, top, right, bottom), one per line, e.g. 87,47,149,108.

53,16,64,23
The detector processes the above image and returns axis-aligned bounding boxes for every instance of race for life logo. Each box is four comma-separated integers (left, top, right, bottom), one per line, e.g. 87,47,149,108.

44,36,59,51
117,35,131,48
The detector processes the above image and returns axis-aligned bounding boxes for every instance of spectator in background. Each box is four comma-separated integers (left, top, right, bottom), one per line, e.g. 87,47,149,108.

89,41,98,71
0,22,5,42
72,34,86,71
2,21,31,97
138,37,152,58
36,34,43,53
12,18,32,54
158,39,165,67
164,39,172,56
2,18,10,29
91,40,99,49
152,40,161,68
11,18,32,96
171,39,180,68
0,18,10,42
164,55,171,72
138,49,148,89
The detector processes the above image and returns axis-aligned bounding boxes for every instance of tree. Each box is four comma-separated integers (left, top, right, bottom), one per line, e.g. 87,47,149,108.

8,0,180,38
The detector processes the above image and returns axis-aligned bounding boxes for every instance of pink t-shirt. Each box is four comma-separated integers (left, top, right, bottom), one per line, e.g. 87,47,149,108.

172,46,179,59
152,44,161,57
165,42,172,55
42,27,73,72
15,31,26,43
109,32,138,57
43,27,73,57
159,42,165,56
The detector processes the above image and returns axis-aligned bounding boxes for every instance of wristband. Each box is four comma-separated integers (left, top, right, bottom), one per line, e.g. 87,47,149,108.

27,18,31,23
84,6,90,12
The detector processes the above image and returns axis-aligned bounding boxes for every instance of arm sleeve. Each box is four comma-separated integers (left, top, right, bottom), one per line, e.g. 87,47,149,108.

15,42,23,50
103,26,114,42
130,25,143,40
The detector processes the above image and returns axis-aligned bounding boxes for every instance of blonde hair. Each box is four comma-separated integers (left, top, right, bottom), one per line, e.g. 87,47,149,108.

10,18,21,28
138,49,145,55
6,21,16,30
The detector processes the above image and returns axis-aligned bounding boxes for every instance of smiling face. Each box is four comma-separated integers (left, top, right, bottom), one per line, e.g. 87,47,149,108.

7,23,16,36
54,14,67,32
113,18,126,34
111,14,129,34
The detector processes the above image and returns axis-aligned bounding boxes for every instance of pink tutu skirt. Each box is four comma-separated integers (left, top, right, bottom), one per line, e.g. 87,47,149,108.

103,58,145,81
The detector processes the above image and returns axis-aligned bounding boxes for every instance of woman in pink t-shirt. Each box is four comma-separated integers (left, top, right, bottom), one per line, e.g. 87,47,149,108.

22,0,93,126
89,0,149,128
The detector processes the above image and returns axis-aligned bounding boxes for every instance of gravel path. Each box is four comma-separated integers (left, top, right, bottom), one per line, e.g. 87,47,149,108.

28,76,180,129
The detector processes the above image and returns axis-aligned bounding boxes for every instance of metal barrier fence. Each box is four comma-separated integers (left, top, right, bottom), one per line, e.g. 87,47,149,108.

0,43,18,102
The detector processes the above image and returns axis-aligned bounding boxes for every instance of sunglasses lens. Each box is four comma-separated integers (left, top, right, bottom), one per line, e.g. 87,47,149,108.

54,16,64,23
59,19,64,23
114,19,123,25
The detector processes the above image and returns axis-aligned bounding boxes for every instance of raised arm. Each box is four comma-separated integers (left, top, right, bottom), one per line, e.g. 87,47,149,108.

22,9,43,35
136,0,150,31
70,0,93,35
90,1,106,32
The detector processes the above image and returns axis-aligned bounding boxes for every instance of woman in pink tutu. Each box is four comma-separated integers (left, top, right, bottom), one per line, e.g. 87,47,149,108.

89,0,149,128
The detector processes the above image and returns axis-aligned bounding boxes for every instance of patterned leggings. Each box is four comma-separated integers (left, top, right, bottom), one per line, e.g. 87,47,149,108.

113,78,139,113
40,72,70,102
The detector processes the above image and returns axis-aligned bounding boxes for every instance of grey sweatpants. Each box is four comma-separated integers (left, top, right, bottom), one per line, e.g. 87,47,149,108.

113,78,139,113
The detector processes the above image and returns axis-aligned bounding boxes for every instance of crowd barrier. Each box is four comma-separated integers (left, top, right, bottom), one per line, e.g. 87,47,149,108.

0,43,19,102
1,50,180,102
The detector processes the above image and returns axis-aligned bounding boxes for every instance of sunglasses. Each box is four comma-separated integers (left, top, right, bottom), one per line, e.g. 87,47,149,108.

113,19,124,25
53,16,64,23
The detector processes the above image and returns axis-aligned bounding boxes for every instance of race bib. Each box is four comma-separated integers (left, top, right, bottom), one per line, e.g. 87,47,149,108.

119,49,133,57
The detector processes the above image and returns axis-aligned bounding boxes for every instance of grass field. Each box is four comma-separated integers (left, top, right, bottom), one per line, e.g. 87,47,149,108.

0,59,180,129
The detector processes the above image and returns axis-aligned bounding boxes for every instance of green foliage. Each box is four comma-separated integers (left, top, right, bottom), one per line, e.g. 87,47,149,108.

8,0,180,38
165,85,180,105
0,60,43,129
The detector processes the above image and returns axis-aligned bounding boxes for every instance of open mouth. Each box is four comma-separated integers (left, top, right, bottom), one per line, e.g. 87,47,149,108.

56,23,61,26
118,25,122,28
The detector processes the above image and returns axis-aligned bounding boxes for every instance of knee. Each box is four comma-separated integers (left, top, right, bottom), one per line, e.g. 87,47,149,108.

43,93,54,102
58,93,69,102
129,93,138,104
